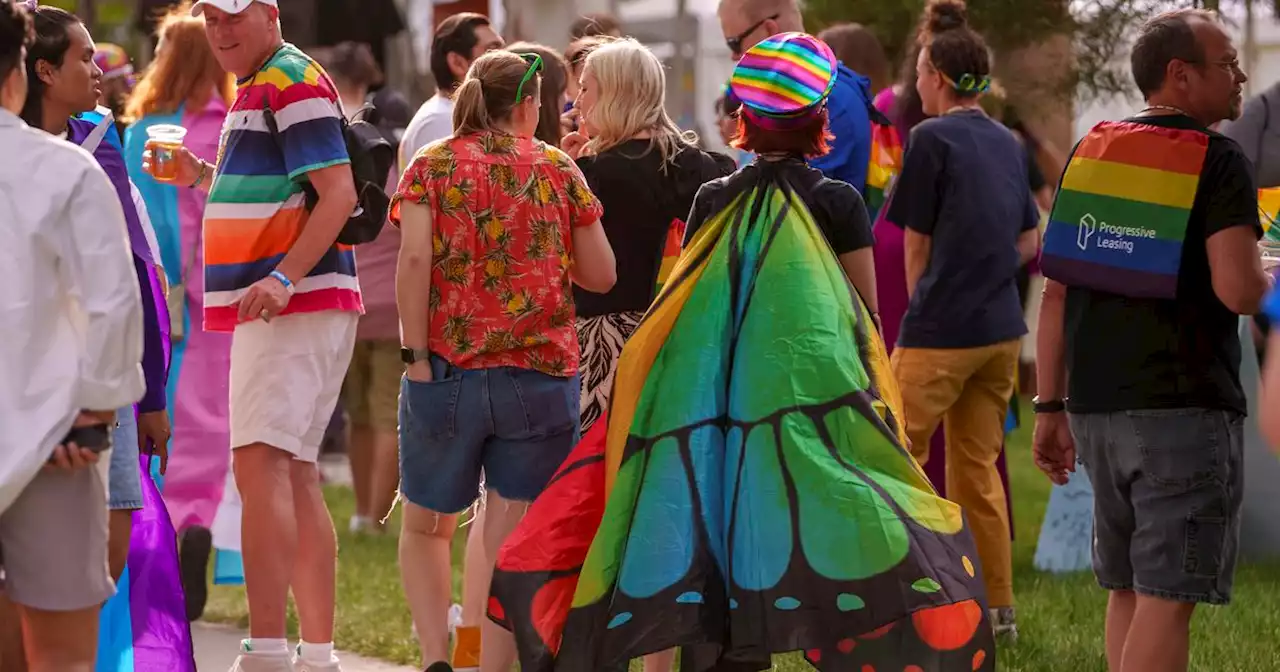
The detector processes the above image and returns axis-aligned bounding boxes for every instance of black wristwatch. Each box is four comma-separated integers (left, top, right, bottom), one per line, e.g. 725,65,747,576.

1031,396,1067,414
400,347,431,365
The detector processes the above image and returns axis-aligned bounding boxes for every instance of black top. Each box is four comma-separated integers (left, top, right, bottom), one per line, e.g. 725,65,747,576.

573,140,735,318
1065,114,1261,414
684,158,875,255
886,110,1040,349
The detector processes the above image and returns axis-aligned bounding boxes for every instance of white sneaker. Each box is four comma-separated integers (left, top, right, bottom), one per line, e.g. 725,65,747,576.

294,644,342,672
990,606,1019,642
229,641,294,672
448,603,464,633
348,515,371,534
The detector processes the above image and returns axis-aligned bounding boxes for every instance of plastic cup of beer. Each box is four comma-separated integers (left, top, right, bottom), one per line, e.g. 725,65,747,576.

146,124,188,182
1259,240,1280,272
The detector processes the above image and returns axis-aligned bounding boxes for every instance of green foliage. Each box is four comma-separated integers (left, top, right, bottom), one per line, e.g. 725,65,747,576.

802,0,1161,103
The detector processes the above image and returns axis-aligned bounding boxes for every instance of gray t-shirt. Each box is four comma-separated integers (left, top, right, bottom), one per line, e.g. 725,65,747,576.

1222,82,1280,188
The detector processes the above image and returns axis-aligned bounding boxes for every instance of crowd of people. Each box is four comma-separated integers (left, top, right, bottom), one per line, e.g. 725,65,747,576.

0,0,1274,671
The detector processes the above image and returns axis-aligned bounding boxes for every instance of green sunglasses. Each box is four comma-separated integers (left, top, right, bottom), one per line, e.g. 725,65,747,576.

515,53,544,103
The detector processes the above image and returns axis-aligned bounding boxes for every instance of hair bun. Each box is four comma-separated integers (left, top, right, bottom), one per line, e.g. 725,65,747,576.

924,0,969,33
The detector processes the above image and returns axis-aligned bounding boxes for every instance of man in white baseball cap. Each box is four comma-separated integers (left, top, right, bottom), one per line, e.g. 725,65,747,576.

190,0,278,16
144,0,360,671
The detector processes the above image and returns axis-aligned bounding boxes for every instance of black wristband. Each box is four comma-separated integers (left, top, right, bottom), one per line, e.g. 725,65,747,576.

1031,396,1067,414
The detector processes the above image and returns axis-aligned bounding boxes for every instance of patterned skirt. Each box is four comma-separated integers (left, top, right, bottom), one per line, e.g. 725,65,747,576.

575,311,644,435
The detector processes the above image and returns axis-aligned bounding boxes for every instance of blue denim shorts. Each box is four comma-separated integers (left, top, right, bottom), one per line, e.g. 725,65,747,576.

1071,409,1244,605
108,407,143,511
398,356,581,514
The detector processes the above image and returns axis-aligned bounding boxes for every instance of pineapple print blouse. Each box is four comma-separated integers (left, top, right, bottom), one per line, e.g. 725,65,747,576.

391,131,604,376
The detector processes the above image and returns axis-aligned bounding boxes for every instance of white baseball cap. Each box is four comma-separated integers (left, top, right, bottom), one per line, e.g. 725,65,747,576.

191,0,279,16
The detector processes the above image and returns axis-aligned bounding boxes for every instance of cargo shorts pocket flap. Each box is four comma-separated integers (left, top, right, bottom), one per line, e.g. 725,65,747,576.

1184,514,1228,579
1127,409,1223,489
399,376,461,441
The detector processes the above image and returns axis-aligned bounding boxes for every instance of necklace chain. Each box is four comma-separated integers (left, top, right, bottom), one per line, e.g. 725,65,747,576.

1141,104,1190,117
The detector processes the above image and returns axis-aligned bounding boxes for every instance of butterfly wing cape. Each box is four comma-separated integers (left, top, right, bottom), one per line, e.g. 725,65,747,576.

491,166,994,671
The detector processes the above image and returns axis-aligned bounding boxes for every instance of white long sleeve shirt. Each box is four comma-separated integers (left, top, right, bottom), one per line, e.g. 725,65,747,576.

0,109,146,515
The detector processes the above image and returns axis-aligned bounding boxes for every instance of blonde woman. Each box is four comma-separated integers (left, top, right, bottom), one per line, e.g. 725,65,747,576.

392,50,616,671
564,39,735,437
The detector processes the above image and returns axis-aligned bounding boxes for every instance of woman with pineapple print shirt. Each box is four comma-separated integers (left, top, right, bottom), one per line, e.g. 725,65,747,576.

390,50,616,672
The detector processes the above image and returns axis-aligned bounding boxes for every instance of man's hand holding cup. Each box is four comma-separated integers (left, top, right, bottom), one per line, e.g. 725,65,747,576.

142,124,205,188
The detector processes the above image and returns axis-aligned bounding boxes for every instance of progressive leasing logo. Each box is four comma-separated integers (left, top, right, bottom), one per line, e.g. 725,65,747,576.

1076,213,1156,254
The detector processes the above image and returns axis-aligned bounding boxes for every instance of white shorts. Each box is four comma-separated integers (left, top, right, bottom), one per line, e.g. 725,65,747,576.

229,310,358,463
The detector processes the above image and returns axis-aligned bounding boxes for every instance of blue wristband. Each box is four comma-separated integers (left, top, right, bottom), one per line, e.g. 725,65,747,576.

269,270,295,294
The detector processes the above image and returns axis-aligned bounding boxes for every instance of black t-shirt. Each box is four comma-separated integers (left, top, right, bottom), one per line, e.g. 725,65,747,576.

573,140,735,318
886,110,1040,349
1065,114,1261,414
683,158,875,255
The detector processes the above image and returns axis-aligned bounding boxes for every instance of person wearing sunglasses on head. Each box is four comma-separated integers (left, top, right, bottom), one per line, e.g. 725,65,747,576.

390,49,616,672
717,0,875,213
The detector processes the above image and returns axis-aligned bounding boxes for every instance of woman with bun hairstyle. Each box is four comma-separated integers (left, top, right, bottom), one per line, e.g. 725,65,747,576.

871,23,1021,568
887,0,1042,639
391,49,615,671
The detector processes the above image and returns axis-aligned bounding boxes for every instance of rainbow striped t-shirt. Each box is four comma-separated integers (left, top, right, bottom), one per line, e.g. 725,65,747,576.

203,43,362,332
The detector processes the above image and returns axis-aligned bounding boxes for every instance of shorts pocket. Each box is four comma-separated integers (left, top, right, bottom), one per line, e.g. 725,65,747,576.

508,370,578,438
399,375,460,441
1127,409,1223,489
1184,514,1228,578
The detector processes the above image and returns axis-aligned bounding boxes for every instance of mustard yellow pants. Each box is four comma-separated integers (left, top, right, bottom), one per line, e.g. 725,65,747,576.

890,339,1020,608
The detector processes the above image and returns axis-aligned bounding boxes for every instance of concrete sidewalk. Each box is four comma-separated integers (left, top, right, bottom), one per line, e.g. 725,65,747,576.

193,622,416,672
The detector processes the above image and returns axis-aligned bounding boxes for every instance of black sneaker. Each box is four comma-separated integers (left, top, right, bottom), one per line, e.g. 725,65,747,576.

425,664,454,672
179,526,213,622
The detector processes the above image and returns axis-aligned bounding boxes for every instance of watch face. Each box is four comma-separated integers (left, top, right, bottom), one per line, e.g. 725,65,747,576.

400,348,416,364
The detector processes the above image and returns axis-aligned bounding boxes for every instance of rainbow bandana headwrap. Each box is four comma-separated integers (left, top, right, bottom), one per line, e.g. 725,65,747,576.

95,43,135,83
730,32,837,131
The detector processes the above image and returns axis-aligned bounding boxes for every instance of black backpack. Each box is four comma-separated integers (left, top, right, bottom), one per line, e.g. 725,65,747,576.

263,99,394,245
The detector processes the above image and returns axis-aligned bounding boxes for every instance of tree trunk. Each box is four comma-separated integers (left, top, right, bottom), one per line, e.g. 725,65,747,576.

78,0,97,27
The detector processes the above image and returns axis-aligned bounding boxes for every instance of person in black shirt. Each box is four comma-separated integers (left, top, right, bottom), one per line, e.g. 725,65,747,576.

563,38,733,443
1034,9,1270,672
885,0,1039,638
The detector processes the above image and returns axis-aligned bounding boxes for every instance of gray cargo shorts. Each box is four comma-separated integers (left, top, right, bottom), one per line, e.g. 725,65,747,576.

0,460,114,611
1070,409,1244,605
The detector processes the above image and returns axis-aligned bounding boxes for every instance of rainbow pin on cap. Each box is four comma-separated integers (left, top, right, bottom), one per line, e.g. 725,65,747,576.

729,32,838,131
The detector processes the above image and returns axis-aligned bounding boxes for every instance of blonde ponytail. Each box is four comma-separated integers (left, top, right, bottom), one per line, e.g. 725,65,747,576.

450,51,540,137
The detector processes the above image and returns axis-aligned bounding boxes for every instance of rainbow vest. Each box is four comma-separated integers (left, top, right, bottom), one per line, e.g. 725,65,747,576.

1040,121,1207,299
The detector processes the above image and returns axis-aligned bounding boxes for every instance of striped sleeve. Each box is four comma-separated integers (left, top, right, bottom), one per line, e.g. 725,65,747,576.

273,77,349,181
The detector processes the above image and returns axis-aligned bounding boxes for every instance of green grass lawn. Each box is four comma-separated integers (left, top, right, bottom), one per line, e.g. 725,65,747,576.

204,420,1280,670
